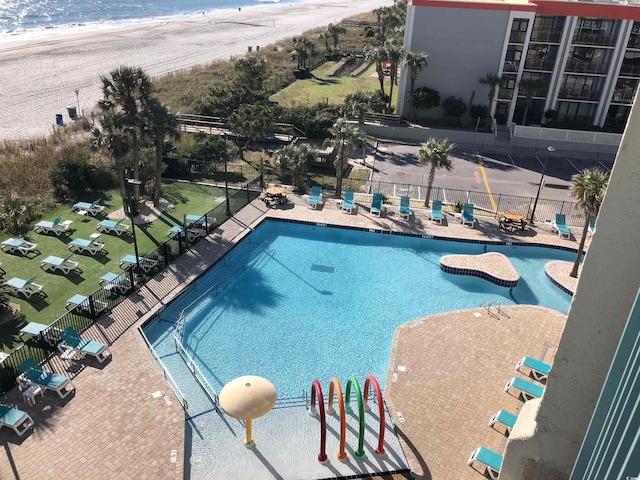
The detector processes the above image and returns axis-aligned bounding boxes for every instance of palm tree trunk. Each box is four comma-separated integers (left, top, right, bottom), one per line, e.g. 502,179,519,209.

424,165,436,207
376,65,385,96
409,77,416,121
389,74,395,111
570,218,591,278
522,104,529,125
335,154,344,198
154,136,163,208
132,131,140,199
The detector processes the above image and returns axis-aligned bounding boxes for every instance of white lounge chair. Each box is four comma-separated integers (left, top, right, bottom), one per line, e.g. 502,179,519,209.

0,404,34,437
97,218,129,236
168,225,205,242
58,326,111,363
120,254,159,273
68,234,105,255
100,272,131,295
72,199,105,216
1,238,38,256
4,277,43,298
18,358,75,399
65,294,107,315
33,216,73,236
41,254,79,275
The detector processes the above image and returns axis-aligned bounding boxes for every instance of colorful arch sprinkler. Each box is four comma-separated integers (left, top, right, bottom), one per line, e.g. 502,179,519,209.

345,376,366,458
326,377,348,460
363,375,386,455
309,379,328,462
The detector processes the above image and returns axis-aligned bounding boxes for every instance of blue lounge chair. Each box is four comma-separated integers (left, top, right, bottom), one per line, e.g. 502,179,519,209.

68,234,105,255
553,213,571,239
66,294,107,315
72,198,104,216
462,203,475,227
307,186,322,209
33,216,73,236
399,196,411,220
488,409,518,434
59,326,111,363
516,356,552,382
97,218,129,236
342,190,355,214
4,276,43,298
185,214,205,225
505,376,545,401
100,272,131,294
1,238,38,256
370,193,383,217
168,225,205,242
0,404,34,437
18,358,75,399
41,254,79,275
588,218,596,236
430,200,443,224
120,254,159,273
468,446,503,479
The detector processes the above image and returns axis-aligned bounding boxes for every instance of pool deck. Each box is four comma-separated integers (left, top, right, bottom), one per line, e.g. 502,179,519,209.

0,192,580,479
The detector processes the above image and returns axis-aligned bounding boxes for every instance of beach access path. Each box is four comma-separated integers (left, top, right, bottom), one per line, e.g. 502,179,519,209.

0,0,392,141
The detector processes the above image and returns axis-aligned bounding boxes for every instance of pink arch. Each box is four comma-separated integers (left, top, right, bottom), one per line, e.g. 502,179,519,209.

310,380,327,462
363,375,386,455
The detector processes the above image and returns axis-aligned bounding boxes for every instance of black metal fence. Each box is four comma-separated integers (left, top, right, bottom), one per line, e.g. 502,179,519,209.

0,177,263,395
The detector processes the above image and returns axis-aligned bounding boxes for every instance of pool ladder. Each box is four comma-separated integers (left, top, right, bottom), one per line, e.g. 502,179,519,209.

480,301,510,319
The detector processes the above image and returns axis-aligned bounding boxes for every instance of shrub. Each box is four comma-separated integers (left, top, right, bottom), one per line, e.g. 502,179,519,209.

49,154,96,201
412,87,441,111
469,104,488,120
544,109,558,122
442,96,467,118
0,192,33,234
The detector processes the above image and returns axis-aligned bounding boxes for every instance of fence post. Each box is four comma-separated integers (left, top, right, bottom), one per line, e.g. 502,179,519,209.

128,268,136,291
163,243,169,267
88,295,96,319
495,194,501,216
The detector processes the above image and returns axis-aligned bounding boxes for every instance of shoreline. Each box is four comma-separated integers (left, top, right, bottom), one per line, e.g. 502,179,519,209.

0,0,392,141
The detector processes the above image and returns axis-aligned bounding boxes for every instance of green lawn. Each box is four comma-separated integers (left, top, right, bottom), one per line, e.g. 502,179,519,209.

270,62,398,108
0,181,224,352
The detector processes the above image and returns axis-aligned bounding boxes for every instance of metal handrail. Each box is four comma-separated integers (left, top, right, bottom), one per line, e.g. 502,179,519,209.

174,336,220,410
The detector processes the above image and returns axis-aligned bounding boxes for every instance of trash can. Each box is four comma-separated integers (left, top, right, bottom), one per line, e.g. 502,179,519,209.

66,105,77,120
256,45,260,51
247,46,252,52
55,114,63,125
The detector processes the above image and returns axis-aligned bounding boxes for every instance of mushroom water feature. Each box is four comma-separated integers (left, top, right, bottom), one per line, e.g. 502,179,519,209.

219,375,277,448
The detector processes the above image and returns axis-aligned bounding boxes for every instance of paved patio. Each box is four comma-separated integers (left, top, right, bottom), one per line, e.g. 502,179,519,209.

0,192,581,479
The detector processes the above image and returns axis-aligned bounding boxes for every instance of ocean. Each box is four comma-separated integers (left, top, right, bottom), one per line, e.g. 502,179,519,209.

0,0,300,37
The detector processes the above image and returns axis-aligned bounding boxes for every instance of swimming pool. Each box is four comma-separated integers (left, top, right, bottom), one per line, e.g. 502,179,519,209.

144,219,573,405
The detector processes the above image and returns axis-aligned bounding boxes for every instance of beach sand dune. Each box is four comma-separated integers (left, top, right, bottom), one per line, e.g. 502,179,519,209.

0,0,392,140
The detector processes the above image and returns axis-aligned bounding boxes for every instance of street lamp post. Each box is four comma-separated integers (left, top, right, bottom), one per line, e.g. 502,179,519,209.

75,89,80,118
530,146,555,223
126,178,143,269
223,133,231,216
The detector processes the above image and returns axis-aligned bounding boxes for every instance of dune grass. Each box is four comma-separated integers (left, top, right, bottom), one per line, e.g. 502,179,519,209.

0,181,224,352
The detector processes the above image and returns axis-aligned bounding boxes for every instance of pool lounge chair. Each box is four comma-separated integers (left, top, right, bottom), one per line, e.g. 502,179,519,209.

461,203,475,228
1,238,38,256
488,409,518,434
505,376,545,401
68,234,105,255
168,225,205,242
41,254,79,275
33,216,73,236
430,200,443,224
0,404,34,437
65,294,108,315
468,446,503,479
120,254,159,273
342,190,355,214
399,196,411,220
553,213,571,239
72,198,104,216
588,218,596,236
515,356,552,382
4,277,43,299
18,358,75,399
58,326,111,363
307,186,322,209
370,193,383,217
185,214,206,226
100,272,131,295
97,218,129,236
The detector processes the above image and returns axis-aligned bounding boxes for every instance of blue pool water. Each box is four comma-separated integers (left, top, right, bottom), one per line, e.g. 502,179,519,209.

144,220,573,403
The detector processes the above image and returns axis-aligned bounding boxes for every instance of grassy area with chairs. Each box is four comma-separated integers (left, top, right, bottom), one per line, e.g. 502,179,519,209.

0,181,224,352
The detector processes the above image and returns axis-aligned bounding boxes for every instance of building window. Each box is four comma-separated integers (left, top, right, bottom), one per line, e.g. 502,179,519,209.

565,46,610,74
519,72,551,97
628,21,640,49
604,105,631,127
503,45,523,72
509,19,529,43
556,101,597,124
530,15,565,43
573,18,618,46
559,75,603,101
620,51,640,76
612,78,638,104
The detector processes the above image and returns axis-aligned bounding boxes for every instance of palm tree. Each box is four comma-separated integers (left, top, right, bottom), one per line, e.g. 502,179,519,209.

0,283,11,310
99,66,152,198
323,118,361,198
327,23,346,50
385,39,405,111
517,78,542,125
145,99,181,208
367,47,387,97
91,110,131,203
569,168,609,278
418,138,455,207
292,37,315,70
0,192,30,234
479,73,503,123
319,31,330,53
403,51,428,121
344,91,371,128
273,143,315,189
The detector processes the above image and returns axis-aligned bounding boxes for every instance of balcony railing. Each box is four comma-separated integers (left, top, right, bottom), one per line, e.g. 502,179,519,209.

619,64,640,76
498,88,515,99
564,60,609,74
558,88,602,101
517,88,549,98
503,62,520,73
524,58,556,71
611,90,636,103
530,30,563,43
573,32,617,47
509,31,527,44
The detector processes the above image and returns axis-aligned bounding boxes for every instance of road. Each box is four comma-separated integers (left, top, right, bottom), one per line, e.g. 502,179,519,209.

369,140,615,203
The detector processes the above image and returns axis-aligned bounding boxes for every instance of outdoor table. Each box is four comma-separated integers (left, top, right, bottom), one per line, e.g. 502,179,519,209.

498,212,528,232
261,186,288,208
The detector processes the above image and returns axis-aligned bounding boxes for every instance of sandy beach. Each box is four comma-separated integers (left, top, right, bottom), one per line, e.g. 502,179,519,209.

0,0,392,141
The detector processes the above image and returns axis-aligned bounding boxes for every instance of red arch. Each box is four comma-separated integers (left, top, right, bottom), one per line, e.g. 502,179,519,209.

310,379,327,462
363,375,386,455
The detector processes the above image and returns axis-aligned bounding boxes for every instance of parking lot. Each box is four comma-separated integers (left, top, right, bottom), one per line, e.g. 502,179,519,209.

370,140,615,203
